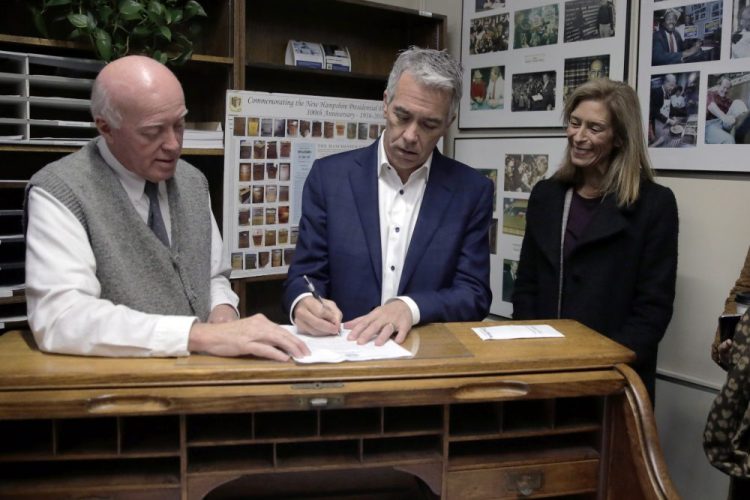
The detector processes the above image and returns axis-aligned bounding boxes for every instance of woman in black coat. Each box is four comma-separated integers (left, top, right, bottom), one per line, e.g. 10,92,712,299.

513,79,679,402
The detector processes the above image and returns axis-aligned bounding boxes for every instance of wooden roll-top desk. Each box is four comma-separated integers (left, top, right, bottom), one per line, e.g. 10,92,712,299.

0,320,678,499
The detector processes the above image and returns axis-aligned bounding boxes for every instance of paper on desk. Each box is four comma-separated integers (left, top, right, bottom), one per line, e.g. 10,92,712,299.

282,325,414,363
473,324,564,341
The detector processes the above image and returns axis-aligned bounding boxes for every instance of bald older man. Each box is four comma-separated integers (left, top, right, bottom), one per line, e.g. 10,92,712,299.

25,55,308,360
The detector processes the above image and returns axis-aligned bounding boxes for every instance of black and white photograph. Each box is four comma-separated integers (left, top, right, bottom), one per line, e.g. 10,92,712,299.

648,71,700,148
511,71,556,112
651,2,722,66
470,65,505,110
732,0,750,58
503,153,549,192
475,0,504,11
705,72,750,145
563,0,616,43
502,258,518,303
513,4,559,49
469,13,509,54
563,54,610,102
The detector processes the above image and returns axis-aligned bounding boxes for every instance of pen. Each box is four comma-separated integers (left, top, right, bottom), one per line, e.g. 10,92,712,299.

303,275,341,336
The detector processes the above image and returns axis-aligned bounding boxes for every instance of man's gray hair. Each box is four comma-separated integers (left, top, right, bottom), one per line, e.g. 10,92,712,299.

90,78,123,128
385,46,463,117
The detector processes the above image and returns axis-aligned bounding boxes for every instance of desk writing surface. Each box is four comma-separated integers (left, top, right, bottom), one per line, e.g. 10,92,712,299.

0,320,634,391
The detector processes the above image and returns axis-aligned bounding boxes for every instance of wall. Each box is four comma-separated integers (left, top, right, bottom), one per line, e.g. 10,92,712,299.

383,0,744,497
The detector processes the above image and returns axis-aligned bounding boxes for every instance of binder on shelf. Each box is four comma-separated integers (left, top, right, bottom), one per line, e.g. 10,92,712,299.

285,40,325,69
0,283,24,299
322,44,351,72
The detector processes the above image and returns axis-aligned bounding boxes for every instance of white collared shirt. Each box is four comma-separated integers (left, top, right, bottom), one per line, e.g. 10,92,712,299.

25,138,238,357
377,136,430,325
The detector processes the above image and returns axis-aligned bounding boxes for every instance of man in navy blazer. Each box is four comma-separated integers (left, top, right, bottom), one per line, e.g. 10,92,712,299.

652,9,702,66
283,47,493,346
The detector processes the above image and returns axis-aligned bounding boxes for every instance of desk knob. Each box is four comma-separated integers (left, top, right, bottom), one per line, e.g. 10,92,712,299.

506,470,543,497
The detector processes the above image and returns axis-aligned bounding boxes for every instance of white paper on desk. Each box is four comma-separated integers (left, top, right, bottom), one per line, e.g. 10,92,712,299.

473,324,564,341
282,325,414,363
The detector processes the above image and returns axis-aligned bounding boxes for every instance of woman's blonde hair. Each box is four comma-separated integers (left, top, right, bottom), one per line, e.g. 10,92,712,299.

555,78,654,206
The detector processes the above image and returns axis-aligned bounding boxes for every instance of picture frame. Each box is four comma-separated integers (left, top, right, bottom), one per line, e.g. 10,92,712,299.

637,0,750,172
459,0,628,128
454,136,568,317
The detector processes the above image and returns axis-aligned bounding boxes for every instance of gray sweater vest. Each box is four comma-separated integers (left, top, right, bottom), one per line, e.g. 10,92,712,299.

28,140,214,321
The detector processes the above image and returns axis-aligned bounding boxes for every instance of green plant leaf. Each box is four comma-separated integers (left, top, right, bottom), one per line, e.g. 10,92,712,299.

119,0,143,21
98,5,114,25
30,7,49,38
93,29,113,61
69,28,81,39
147,1,164,16
183,0,206,20
152,50,168,64
132,25,150,37
66,12,89,29
171,47,193,66
168,8,182,24
158,25,171,41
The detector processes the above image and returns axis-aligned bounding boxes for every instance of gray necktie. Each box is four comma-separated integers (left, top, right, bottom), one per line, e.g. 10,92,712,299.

144,181,170,247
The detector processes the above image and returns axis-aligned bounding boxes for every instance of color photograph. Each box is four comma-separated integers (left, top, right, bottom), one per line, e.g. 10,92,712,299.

649,71,699,148
651,2,722,66
564,0,616,43
514,4,559,49
469,13,509,54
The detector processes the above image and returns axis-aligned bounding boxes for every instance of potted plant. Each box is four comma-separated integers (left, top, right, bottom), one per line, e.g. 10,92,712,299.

30,0,207,65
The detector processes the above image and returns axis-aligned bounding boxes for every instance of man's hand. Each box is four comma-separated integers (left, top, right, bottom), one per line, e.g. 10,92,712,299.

293,296,343,336
207,304,239,324
682,42,702,60
345,300,413,346
188,313,310,361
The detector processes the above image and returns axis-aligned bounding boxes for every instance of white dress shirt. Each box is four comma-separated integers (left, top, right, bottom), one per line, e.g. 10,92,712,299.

290,137,429,326
377,136,429,325
25,139,238,357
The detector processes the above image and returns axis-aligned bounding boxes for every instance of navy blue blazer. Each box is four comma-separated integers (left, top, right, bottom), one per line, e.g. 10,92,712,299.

652,28,685,66
282,140,493,324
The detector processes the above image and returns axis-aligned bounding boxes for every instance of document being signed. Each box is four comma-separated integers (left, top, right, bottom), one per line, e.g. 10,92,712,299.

283,325,414,363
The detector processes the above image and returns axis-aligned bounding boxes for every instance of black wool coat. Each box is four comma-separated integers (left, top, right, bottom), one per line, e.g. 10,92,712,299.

513,178,679,399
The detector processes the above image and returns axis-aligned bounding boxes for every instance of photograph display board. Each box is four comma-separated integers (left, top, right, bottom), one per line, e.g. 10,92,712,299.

223,91,384,278
460,0,627,128
638,0,750,171
454,137,567,317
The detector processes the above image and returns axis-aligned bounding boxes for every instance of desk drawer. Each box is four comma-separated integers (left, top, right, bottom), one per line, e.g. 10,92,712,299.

445,459,598,499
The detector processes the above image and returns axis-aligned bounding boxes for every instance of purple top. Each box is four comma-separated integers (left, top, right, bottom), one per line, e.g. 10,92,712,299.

564,190,602,259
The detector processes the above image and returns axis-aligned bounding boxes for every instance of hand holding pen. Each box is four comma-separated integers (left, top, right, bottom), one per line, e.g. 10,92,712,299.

293,275,343,337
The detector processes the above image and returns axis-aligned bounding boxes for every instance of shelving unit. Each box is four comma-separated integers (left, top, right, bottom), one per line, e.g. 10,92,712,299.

0,399,603,499
0,0,446,323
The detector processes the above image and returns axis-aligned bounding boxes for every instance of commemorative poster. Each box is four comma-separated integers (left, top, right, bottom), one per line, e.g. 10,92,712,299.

223,91,384,278
460,0,627,128
454,137,567,317
638,0,750,171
